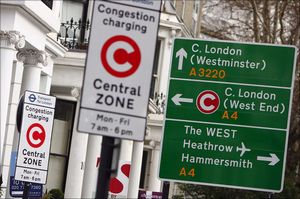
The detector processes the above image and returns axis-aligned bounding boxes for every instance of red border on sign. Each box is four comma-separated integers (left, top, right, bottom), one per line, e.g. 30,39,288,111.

26,123,46,148
101,35,141,78
196,90,220,114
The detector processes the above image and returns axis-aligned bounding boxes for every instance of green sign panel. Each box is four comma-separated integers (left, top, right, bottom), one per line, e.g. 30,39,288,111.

159,38,297,192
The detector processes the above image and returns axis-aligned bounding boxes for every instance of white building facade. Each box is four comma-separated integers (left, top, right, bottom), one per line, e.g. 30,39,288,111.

0,0,202,198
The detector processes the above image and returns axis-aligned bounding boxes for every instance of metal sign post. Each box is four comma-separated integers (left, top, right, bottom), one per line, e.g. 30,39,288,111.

96,136,115,199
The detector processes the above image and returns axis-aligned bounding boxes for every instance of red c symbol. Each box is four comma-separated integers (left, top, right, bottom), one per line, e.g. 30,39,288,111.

101,35,141,78
196,90,220,114
26,123,46,148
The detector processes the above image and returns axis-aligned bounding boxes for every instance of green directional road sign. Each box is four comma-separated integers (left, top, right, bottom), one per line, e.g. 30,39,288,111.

159,38,297,192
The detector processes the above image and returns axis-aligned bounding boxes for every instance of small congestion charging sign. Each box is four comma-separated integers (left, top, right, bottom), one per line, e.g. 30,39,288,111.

78,0,161,141
159,38,297,192
15,91,56,184
196,90,220,114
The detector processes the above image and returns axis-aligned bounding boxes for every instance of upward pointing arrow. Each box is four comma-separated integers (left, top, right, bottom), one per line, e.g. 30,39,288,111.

257,153,280,166
176,48,187,70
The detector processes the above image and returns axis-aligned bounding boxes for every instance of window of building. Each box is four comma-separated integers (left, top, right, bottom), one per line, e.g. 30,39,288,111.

150,40,162,99
140,150,150,189
58,0,90,50
61,0,88,22
46,99,76,193
41,0,53,9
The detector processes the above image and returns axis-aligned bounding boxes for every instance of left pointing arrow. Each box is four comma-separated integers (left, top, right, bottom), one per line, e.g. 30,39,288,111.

257,153,280,166
172,94,193,106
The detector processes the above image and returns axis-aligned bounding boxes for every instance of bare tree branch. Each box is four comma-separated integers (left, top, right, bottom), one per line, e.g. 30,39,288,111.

200,25,234,40
272,0,279,43
279,0,288,44
262,0,271,42
249,0,260,42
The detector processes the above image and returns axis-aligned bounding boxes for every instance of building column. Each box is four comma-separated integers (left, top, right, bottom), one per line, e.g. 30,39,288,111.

11,48,47,152
127,141,144,198
40,73,52,94
81,135,102,198
16,49,48,93
40,56,54,95
0,30,25,164
112,140,133,197
0,31,25,197
11,48,48,154
82,132,133,198
64,102,88,198
148,140,162,192
119,140,133,161
2,47,47,198
11,48,47,163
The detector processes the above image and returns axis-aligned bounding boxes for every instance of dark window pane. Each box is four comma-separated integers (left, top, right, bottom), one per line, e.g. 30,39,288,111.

149,40,161,99
58,0,90,50
41,0,53,9
139,151,148,188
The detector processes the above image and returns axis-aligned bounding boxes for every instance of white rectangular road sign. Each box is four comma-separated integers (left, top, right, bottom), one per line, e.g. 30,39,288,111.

107,0,161,11
15,91,56,184
78,0,161,141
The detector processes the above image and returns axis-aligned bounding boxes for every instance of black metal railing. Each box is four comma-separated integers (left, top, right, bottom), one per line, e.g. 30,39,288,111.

41,0,53,9
57,17,91,50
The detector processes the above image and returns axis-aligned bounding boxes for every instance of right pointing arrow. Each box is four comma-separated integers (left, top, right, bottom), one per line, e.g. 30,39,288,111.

172,94,193,106
176,48,187,70
257,153,280,166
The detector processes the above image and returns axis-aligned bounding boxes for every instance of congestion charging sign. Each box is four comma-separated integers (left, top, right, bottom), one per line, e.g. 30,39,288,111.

78,0,161,141
159,38,297,192
15,91,56,184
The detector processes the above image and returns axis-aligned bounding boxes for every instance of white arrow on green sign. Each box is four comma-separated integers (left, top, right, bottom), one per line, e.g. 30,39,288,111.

176,48,187,70
159,38,297,192
172,94,193,106
257,153,280,166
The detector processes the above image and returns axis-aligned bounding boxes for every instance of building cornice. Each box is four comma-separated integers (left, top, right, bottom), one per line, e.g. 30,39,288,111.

54,51,87,67
46,35,67,58
1,1,60,32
